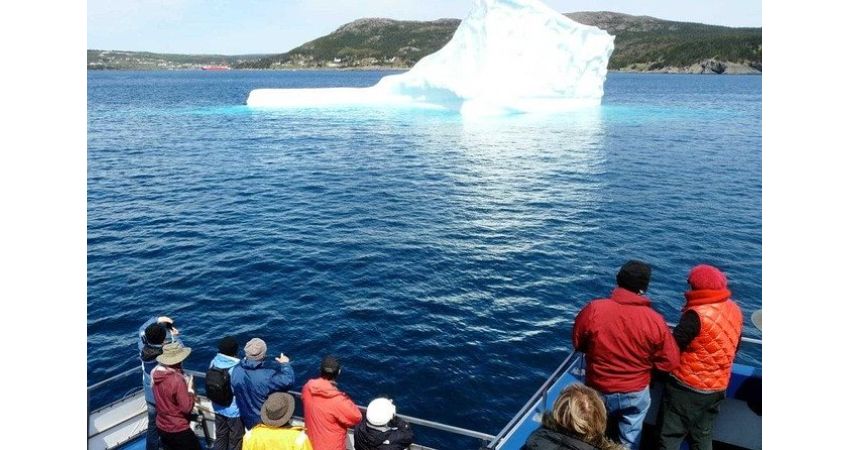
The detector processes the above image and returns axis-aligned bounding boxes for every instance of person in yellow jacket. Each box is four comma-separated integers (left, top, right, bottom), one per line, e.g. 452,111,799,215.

243,392,313,450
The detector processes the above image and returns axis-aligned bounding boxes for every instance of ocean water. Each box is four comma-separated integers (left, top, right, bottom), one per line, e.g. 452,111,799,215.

87,70,761,447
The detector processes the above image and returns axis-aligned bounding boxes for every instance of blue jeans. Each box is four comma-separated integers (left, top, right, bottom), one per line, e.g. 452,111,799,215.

146,402,160,450
602,387,651,450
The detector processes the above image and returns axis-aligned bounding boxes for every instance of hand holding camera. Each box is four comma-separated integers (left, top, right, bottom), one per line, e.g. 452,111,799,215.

157,316,180,337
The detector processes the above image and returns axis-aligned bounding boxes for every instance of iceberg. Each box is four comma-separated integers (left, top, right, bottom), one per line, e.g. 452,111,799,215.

246,0,615,117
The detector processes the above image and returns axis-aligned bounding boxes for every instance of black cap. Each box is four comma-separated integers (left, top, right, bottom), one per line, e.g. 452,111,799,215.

218,336,239,357
616,260,651,294
321,355,341,376
145,323,167,345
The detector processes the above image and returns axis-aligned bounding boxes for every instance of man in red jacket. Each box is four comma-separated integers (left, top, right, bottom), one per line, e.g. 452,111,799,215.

657,264,743,450
302,356,362,450
152,342,201,450
573,260,679,450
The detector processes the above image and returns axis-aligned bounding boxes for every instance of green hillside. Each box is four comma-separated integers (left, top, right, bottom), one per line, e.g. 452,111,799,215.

238,11,761,73
569,12,762,71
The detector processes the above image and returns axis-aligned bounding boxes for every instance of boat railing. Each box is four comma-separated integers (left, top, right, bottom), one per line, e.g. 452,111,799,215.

88,326,761,449
88,366,141,393
88,366,497,449
666,322,763,346
485,350,584,449
180,369,497,444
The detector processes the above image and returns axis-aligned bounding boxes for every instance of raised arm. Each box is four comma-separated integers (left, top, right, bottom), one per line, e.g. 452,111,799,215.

138,316,183,350
269,362,295,392
137,316,159,352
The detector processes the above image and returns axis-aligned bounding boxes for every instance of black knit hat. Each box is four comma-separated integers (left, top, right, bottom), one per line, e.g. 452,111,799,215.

616,260,652,294
218,336,239,357
321,355,341,377
144,323,167,345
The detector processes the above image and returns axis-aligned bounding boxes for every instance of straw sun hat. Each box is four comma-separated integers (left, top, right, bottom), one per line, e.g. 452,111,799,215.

155,342,192,366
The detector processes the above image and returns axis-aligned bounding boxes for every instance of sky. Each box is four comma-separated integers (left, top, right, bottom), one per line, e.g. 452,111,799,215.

87,0,762,55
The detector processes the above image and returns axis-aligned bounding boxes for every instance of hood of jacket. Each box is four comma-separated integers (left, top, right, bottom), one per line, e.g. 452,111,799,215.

212,353,240,369
305,377,345,399
240,357,268,370
525,427,599,450
610,287,651,307
152,365,182,385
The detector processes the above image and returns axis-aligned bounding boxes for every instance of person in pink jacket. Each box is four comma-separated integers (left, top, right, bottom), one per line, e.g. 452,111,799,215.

152,342,200,450
301,356,362,450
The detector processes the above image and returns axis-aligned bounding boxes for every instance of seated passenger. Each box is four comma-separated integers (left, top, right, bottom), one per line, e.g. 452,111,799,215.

523,384,626,450
353,397,414,450
243,393,312,450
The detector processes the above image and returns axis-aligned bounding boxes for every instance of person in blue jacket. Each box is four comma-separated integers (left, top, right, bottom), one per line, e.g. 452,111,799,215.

231,338,295,430
137,315,183,450
210,336,244,450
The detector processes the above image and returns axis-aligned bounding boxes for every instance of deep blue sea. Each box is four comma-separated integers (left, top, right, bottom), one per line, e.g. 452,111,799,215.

87,70,761,447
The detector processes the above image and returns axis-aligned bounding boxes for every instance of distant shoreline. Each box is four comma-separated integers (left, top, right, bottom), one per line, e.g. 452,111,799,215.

88,67,762,75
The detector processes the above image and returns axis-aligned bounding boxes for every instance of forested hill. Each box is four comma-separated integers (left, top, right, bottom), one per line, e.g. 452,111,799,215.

238,11,761,74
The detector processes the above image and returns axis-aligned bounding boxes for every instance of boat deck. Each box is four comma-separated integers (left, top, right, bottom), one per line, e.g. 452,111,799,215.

88,389,443,450
90,344,761,450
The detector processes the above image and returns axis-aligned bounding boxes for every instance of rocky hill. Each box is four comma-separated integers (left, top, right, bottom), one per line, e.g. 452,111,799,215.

569,12,761,73
88,12,761,74
238,11,761,74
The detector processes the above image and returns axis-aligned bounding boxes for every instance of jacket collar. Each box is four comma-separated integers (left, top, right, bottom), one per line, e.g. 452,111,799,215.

241,358,265,369
611,287,651,306
536,426,599,450
213,353,241,368
684,288,731,309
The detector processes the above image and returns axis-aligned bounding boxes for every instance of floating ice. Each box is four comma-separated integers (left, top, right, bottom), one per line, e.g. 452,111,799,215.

246,0,615,117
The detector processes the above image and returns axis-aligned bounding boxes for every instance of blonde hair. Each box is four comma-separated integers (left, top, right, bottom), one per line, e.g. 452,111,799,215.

543,383,626,450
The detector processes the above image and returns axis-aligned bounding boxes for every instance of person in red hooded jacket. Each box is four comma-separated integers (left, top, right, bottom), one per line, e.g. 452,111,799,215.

657,264,743,450
152,342,201,450
302,356,363,450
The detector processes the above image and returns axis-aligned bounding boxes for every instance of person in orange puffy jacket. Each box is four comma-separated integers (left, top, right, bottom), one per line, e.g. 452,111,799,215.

657,264,743,450
301,356,363,450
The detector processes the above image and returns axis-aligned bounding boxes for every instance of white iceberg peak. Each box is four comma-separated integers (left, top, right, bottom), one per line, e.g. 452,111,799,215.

247,0,615,117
